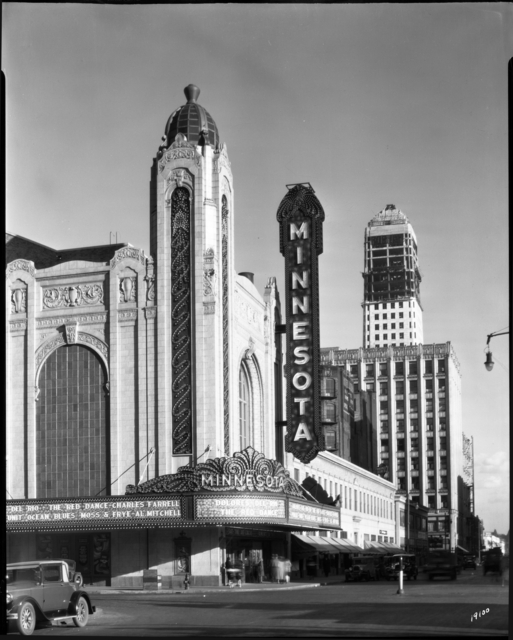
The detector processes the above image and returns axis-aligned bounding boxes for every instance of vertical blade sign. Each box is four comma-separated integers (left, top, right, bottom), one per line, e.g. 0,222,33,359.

277,184,325,463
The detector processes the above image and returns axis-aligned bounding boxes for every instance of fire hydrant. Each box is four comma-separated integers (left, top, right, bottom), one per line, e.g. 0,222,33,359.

184,573,190,590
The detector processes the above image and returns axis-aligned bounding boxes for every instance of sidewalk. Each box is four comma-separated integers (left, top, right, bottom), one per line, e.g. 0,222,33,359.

85,574,342,595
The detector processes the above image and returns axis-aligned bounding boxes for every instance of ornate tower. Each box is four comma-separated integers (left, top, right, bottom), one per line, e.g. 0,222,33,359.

150,85,234,473
362,204,423,348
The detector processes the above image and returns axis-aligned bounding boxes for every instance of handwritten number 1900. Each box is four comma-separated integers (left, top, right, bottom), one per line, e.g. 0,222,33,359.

472,608,490,622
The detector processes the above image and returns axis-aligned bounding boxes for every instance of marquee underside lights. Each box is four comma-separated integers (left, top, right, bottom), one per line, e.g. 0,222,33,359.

277,184,326,464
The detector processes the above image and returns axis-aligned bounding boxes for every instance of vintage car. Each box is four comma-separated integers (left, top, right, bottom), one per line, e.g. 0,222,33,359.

6,560,95,636
383,554,418,581
345,558,378,582
482,548,503,576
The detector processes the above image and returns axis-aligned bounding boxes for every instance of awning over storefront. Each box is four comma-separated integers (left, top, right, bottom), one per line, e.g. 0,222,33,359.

291,534,339,554
364,541,405,554
317,536,364,554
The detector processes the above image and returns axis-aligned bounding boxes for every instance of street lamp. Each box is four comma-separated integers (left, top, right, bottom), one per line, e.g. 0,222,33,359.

484,329,509,371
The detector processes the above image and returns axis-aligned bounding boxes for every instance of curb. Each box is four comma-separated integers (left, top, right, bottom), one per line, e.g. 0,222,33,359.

87,583,322,595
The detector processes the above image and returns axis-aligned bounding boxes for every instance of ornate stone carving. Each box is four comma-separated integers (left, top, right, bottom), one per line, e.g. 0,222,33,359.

9,319,27,332
245,337,256,360
37,312,108,328
126,446,305,498
203,302,215,315
6,260,35,279
43,284,104,309
77,332,108,358
158,143,200,173
35,335,66,368
119,277,136,303
110,246,146,269
203,248,217,297
118,309,137,321
214,144,232,175
34,387,41,402
11,288,27,314
145,258,156,302
171,187,193,455
65,323,79,344
167,169,193,189
144,307,157,319
222,195,230,456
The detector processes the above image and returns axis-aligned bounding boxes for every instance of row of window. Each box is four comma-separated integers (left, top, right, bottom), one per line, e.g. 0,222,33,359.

294,469,394,520
351,359,446,378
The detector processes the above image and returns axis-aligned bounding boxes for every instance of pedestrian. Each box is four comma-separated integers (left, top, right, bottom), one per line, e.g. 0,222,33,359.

257,559,264,583
225,557,233,588
271,554,280,583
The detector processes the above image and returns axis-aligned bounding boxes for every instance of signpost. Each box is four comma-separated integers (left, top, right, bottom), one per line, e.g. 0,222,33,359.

276,184,326,464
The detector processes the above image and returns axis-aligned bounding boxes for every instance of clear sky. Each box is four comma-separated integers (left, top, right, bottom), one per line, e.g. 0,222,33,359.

3,3,510,534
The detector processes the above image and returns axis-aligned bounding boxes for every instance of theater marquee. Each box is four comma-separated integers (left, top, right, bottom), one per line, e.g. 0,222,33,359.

277,184,326,463
7,449,340,532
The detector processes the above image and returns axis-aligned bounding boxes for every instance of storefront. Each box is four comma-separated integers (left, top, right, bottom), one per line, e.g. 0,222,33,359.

7,448,342,588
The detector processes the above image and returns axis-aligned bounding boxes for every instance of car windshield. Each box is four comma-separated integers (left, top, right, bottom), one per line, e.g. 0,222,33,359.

7,567,41,585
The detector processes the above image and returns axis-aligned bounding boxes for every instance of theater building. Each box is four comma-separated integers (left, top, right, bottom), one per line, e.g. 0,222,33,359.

6,85,345,587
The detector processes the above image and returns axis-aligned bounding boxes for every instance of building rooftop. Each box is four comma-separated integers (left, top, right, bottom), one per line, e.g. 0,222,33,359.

164,84,220,149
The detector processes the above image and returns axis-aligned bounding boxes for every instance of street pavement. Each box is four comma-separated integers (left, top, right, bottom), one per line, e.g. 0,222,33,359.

12,569,507,637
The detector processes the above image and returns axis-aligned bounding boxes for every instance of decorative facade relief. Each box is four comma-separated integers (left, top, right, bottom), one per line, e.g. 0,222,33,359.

203,248,217,297
144,307,157,319
222,196,230,456
9,319,27,332
158,141,200,173
11,288,27,314
6,259,36,279
171,187,193,455
214,144,232,176
119,277,137,303
236,297,259,327
167,169,193,190
110,246,146,269
118,309,138,321
245,337,256,360
77,333,108,358
37,312,107,329
145,257,156,302
43,284,104,309
35,335,66,368
65,323,79,344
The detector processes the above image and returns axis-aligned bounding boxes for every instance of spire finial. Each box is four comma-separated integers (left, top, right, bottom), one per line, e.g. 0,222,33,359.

184,84,200,104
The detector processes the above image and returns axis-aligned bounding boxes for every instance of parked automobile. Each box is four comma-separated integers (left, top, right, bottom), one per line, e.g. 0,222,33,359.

425,551,458,580
482,548,503,576
462,555,477,570
345,558,378,582
6,560,95,636
383,554,418,581
57,559,84,587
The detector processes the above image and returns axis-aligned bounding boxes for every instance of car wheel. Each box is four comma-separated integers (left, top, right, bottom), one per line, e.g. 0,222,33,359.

17,601,36,636
73,596,89,628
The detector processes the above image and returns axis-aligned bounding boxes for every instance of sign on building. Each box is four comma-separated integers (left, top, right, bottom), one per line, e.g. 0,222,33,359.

277,184,326,463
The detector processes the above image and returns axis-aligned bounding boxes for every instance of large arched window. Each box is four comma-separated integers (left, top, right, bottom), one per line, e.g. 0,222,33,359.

36,345,108,498
239,363,251,451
